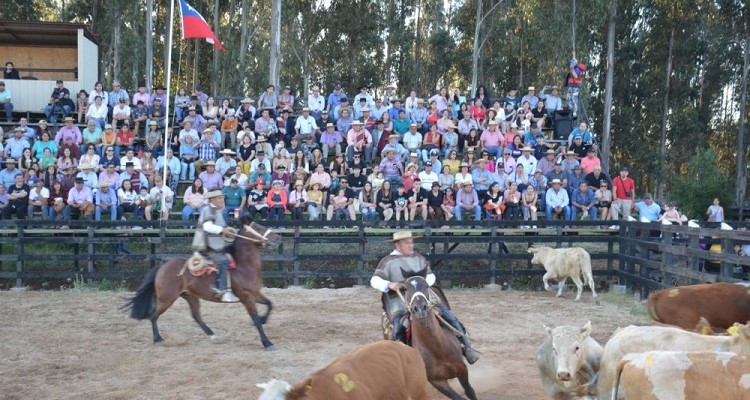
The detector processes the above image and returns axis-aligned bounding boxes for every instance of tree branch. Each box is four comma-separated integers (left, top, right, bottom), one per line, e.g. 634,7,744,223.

479,0,506,27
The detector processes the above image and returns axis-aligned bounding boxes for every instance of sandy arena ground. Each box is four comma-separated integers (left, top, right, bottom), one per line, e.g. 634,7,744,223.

1,287,645,399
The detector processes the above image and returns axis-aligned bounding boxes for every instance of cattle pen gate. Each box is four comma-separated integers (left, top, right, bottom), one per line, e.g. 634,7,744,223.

0,220,748,298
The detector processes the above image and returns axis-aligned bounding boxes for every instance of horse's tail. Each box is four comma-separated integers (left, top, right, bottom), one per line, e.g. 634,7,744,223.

122,265,161,320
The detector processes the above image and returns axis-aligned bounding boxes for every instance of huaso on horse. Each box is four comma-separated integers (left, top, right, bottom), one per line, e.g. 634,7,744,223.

123,219,282,349
403,275,477,400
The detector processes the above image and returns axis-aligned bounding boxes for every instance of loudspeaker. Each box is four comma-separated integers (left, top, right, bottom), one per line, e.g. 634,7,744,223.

553,110,573,141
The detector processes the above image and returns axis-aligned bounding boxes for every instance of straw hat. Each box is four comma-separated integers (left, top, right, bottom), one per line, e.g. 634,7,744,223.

387,230,420,243
78,163,93,170
294,180,304,187
220,149,235,155
241,97,252,104
204,160,216,167
207,190,224,199
99,181,111,188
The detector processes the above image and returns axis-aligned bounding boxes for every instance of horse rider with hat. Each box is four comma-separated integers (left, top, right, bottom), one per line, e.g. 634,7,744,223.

371,230,480,364
192,189,240,302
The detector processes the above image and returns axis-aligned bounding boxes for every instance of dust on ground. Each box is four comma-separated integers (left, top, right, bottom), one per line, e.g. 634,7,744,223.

1,287,645,399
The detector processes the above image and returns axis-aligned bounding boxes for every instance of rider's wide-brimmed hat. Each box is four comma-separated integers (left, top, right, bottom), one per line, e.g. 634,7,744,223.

388,230,421,243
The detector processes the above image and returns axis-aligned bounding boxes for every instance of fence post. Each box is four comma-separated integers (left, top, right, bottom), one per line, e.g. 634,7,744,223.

292,226,300,286
687,232,700,284
488,226,497,286
356,223,365,286
15,224,24,288
87,224,95,279
607,237,614,281
720,236,735,278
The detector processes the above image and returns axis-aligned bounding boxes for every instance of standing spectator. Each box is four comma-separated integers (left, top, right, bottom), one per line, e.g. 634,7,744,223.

0,81,13,122
566,56,587,118
706,197,724,222
454,182,481,223
27,179,49,219
611,166,635,222
95,181,118,221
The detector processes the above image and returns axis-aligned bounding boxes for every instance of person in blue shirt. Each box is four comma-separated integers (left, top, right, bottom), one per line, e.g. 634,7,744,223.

326,85,346,114
570,181,597,221
635,193,662,222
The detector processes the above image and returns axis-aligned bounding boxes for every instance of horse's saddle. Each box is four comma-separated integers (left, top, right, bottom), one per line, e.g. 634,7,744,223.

184,252,236,277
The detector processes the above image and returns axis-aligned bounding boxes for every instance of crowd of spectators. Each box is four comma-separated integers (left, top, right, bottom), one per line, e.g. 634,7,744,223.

0,73,687,228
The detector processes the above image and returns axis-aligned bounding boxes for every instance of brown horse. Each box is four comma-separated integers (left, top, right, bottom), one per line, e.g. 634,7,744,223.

404,276,477,400
123,219,282,349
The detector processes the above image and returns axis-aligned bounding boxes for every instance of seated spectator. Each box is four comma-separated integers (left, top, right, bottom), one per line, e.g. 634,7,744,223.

595,180,613,223
287,180,308,221
67,177,95,220
143,121,163,157
306,181,324,220
358,181,378,222
326,177,356,221
521,185,538,224
221,113,239,148
95,181,117,221
56,147,78,172
4,62,20,80
503,182,522,221
571,181,597,221
26,179,48,219
454,182,481,222
569,135,590,159
7,127,30,159
409,181,428,221
376,180,395,221
222,178,245,220
116,179,139,220
131,100,149,138
483,182,505,220
265,179,288,224
545,179,571,221
86,96,108,130
658,201,687,225
181,177,207,221
76,163,99,193
44,80,73,123
145,175,173,221
76,89,89,123
47,180,68,220
320,123,343,160
198,160,223,191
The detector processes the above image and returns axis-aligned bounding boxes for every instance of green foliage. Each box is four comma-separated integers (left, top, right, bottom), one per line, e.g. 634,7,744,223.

667,148,733,219
67,275,129,292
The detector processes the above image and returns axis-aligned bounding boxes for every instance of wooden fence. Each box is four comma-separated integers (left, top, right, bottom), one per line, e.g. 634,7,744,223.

0,220,747,295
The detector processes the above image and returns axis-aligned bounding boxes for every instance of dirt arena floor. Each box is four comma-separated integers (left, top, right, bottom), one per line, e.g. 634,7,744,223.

1,287,647,399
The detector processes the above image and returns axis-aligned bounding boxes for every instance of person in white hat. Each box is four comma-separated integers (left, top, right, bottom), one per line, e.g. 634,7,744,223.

371,230,480,364
215,148,237,176
345,119,373,163
521,86,539,108
545,178,571,221
192,189,239,302
95,180,118,221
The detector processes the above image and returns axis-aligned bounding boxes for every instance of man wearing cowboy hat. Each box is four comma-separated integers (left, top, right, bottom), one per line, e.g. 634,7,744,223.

545,178,571,221
380,134,408,162
371,230,480,364
76,163,99,192
198,160,223,192
6,127,30,159
95,180,118,221
540,85,563,120
118,161,149,192
353,84,374,109
517,146,537,178
236,97,256,125
215,149,237,176
295,107,320,139
193,189,240,302
521,86,539,108
307,85,325,118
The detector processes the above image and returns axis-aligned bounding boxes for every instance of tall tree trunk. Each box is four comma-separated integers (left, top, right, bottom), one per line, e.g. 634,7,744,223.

212,0,220,96
471,0,482,95
113,7,121,82
656,27,675,201
193,40,200,91
185,40,193,92
269,0,282,88
414,0,423,91
240,0,249,62
735,29,749,218
145,0,153,90
601,0,617,175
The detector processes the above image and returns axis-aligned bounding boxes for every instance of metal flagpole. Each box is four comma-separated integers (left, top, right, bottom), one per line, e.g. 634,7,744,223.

160,0,176,221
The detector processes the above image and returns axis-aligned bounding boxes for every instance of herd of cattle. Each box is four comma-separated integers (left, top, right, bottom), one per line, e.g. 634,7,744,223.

256,246,750,399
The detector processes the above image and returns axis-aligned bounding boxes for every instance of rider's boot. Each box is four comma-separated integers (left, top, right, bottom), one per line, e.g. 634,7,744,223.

215,258,239,303
391,315,408,344
440,307,480,364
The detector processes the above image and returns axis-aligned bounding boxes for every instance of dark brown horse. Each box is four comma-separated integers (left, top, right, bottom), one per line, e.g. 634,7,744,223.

123,219,282,349
404,276,477,400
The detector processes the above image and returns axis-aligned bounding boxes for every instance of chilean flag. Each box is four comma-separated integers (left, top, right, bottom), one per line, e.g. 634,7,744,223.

179,0,227,52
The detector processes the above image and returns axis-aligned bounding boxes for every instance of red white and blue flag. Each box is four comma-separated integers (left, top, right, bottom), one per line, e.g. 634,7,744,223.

178,0,226,52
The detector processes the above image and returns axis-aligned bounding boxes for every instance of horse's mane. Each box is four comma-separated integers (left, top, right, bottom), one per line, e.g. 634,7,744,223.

401,267,428,279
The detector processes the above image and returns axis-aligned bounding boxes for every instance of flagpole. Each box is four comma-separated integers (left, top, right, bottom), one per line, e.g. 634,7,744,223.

161,0,175,221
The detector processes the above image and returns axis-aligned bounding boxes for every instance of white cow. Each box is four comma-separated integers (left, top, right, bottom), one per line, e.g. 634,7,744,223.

536,321,603,399
528,246,597,301
611,351,750,400
597,324,750,400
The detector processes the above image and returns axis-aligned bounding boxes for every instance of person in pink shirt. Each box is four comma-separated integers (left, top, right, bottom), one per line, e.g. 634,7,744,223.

480,120,503,157
345,120,373,163
579,148,601,175
131,84,150,107
503,123,520,147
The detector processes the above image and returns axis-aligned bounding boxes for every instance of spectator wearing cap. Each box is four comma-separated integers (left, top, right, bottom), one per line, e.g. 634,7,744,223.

130,100,149,136
257,84,278,116
147,97,167,129
560,150,580,174
215,149,237,176
545,178,570,221
370,97,388,121
111,97,132,129
235,97,256,125
244,178,269,221
580,148,601,175
471,159,492,198
417,161,438,191
183,105,207,134
571,181,597,221
520,123,540,147
567,164,587,198
489,159,510,191
315,109,335,131
95,180,118,221
118,161,148,192
521,86,539,109
546,159,567,188
307,85,326,118
7,127,30,159
272,164,291,190
326,85,345,114
611,166,636,221
0,80,13,123
44,79,72,123
319,123,343,160
221,177,245,220
634,193,661,222
249,163,272,190
569,134,589,159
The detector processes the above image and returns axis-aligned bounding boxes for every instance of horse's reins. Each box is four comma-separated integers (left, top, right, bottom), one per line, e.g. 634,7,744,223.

400,286,466,339
228,225,273,244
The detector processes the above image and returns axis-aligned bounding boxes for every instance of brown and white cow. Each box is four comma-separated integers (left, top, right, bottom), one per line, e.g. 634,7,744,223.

256,340,430,400
536,321,603,399
597,324,750,400
611,351,750,400
529,246,597,301
647,282,750,331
